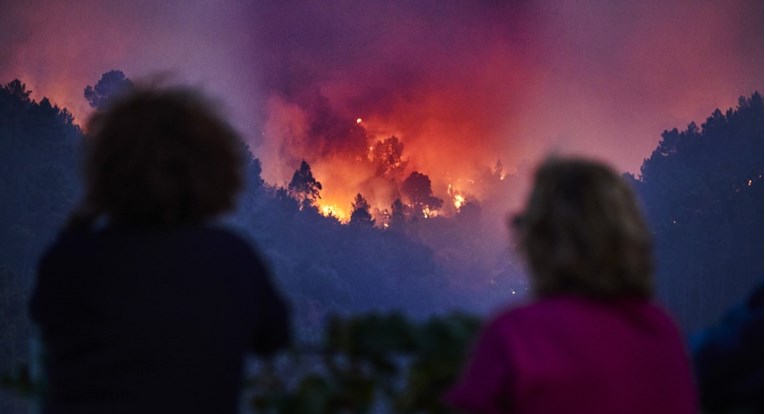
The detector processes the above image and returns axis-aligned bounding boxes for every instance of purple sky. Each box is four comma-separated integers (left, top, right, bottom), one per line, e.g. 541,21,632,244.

1,0,761,209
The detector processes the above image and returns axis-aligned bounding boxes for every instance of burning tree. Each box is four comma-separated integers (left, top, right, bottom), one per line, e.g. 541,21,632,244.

349,193,374,227
288,160,323,209
371,136,407,177
401,171,443,217
389,198,407,229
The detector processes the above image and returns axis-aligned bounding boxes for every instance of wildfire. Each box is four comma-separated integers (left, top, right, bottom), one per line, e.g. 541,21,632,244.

320,204,348,222
453,194,465,209
262,107,512,226
422,206,440,218
448,184,467,210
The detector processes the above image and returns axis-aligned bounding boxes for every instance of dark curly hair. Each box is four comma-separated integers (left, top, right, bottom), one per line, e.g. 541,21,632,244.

69,86,244,228
514,157,654,299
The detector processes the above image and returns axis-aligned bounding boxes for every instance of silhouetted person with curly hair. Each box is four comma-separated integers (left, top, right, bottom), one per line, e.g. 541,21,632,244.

29,86,290,414
446,157,697,414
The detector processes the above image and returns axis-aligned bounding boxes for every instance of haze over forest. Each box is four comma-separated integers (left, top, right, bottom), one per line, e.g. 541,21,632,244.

1,73,761,341
0,1,762,412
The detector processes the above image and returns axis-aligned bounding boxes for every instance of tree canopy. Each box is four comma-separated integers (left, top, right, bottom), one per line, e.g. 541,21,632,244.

288,160,323,209
371,136,407,177
636,92,763,331
349,193,374,227
401,171,443,216
0,79,81,413
83,70,134,110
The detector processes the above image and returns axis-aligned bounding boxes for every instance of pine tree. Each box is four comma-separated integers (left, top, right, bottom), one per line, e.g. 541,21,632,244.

350,193,374,227
288,160,322,209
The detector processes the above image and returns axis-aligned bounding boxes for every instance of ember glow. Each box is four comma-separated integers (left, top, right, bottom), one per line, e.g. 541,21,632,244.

320,204,347,222
0,0,761,223
289,113,494,222
1,0,762,340
448,185,466,211
243,1,762,223
453,195,465,210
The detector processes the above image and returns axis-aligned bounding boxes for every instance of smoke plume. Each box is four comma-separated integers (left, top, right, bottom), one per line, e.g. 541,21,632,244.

1,0,761,216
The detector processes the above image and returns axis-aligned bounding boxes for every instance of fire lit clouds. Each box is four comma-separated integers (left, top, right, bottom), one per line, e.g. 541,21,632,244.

248,2,542,218
246,0,762,218
1,0,762,219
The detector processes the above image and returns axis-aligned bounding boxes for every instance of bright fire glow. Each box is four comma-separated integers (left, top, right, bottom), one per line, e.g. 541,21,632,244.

320,204,348,222
453,194,465,209
448,184,467,210
422,207,440,218
261,105,511,224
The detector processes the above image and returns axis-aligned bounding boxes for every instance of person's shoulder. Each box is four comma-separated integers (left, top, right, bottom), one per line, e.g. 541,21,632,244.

41,228,99,260
484,299,545,334
197,225,270,266
487,296,617,329
491,296,575,321
197,226,252,248
36,228,109,281
634,299,686,333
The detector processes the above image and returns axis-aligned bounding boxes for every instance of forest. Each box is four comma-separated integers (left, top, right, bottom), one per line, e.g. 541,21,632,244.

0,72,762,412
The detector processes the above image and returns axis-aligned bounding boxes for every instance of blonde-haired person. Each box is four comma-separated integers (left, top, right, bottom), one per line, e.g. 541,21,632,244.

30,86,289,414
446,157,696,414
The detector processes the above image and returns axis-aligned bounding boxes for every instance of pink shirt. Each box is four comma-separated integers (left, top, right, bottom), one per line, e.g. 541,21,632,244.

445,296,697,414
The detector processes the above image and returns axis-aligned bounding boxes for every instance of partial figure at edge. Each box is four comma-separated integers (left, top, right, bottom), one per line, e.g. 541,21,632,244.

691,284,763,413
29,85,290,414
445,157,697,414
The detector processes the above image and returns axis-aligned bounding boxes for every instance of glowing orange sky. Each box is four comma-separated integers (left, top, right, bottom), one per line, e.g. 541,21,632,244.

1,0,761,216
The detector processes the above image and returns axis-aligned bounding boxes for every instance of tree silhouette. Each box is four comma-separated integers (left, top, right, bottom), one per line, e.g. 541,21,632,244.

371,136,407,177
3,79,31,103
84,70,133,109
637,92,763,332
401,171,443,216
389,198,407,229
288,160,323,209
350,193,374,227
0,78,461,413
0,79,81,411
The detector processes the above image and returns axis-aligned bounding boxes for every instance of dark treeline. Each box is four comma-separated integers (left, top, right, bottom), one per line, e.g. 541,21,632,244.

0,73,762,411
0,79,81,362
230,165,451,338
0,80,82,412
630,93,763,332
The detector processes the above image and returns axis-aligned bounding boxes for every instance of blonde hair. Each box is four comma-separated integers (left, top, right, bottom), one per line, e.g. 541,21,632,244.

515,157,654,299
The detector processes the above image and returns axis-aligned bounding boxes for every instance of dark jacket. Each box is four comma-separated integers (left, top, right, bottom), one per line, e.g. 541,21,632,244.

29,226,290,414
691,285,763,413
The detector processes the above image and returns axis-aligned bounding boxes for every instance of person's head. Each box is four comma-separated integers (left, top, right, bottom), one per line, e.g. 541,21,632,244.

71,86,244,228
514,157,654,299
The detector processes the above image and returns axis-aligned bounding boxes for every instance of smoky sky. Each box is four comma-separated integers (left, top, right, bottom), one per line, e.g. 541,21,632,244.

0,0,761,181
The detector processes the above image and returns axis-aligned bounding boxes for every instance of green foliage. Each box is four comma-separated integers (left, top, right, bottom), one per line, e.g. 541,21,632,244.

250,312,481,414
